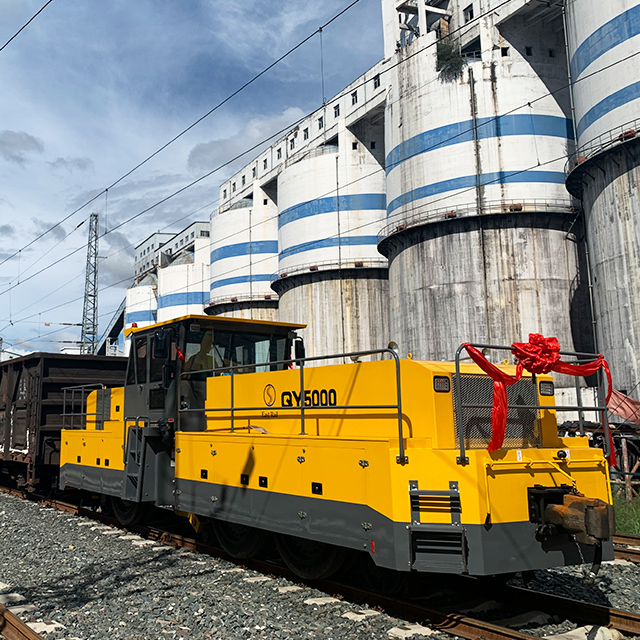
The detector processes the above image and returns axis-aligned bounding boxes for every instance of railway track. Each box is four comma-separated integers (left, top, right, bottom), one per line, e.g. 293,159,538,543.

0,604,44,640
613,533,640,563
2,486,640,640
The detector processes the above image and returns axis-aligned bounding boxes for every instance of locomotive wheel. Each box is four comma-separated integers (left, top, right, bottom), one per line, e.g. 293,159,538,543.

212,520,267,559
358,554,405,596
274,533,345,580
110,497,151,526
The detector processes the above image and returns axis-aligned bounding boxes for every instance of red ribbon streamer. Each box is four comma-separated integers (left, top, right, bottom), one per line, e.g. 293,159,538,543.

462,334,615,465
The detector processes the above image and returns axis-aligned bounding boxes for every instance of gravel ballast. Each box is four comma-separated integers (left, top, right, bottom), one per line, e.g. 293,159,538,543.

0,491,639,640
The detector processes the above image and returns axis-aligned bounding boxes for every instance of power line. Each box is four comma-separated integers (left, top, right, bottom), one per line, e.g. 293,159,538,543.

0,0,55,54
3,0,631,338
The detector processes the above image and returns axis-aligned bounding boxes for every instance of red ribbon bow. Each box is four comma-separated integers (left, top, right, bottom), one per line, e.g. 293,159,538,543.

462,334,615,466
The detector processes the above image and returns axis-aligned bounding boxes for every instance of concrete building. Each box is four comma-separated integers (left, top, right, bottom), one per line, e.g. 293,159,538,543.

134,232,173,278
565,0,640,397
216,65,390,358
207,196,279,321
123,222,210,353
156,222,210,322
378,0,589,383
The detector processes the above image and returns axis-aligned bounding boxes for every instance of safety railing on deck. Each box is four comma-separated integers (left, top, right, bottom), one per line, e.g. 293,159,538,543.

62,384,106,430
178,347,410,465
453,343,612,466
377,198,578,244
565,117,640,176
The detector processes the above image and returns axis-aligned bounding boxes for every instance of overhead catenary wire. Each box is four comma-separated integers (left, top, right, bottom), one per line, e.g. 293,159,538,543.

0,0,538,300
0,140,583,351
0,0,55,54
4,0,629,346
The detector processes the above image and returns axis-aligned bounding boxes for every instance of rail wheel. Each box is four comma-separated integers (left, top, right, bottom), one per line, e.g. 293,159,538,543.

274,533,345,580
110,497,151,526
212,520,267,559
358,554,406,595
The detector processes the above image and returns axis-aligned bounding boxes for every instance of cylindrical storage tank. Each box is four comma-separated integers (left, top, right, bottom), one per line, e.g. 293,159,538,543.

381,24,591,379
124,273,157,356
565,1,640,395
380,213,590,361
208,198,279,321
273,144,389,359
385,35,573,233
565,1,640,150
157,252,209,323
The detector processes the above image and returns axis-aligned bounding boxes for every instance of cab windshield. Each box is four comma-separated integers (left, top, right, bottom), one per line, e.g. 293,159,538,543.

184,328,288,374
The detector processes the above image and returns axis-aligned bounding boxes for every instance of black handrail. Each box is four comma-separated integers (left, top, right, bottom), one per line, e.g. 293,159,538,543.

62,383,105,430
454,342,613,466
178,347,408,464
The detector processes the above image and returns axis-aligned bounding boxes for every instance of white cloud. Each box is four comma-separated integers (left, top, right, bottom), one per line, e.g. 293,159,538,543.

0,130,44,165
188,106,305,173
49,156,94,173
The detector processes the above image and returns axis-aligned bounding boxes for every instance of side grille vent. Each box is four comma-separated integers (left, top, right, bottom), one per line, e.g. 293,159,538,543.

410,525,467,572
413,529,464,556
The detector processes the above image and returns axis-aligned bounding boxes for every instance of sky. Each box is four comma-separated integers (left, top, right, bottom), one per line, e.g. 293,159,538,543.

0,0,383,355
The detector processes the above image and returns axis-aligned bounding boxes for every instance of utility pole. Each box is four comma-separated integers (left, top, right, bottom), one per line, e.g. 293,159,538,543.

80,213,99,354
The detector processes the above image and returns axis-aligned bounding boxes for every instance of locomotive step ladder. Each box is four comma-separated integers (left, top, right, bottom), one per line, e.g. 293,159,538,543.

123,418,148,502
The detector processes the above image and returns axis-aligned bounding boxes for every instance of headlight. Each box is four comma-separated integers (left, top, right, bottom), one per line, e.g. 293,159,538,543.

539,381,555,396
433,376,451,393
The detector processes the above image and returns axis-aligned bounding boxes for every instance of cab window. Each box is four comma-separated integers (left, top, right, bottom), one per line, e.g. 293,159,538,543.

135,336,148,384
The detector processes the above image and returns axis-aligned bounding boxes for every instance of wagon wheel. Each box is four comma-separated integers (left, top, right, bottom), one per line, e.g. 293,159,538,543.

212,520,268,559
110,497,151,526
274,533,345,580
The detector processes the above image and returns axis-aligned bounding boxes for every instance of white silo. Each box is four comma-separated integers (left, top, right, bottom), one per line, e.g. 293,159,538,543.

565,0,640,395
124,272,157,355
272,136,389,359
156,227,210,323
208,196,279,321
379,1,591,377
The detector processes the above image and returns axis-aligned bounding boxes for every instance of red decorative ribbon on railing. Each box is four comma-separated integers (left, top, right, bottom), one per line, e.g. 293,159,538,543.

462,334,615,465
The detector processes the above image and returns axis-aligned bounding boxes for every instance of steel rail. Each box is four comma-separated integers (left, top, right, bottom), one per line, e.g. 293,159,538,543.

502,584,640,636
613,533,640,563
613,533,640,546
0,604,44,640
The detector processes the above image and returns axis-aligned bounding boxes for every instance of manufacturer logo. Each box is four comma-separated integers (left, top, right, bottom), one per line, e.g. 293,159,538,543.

263,384,276,407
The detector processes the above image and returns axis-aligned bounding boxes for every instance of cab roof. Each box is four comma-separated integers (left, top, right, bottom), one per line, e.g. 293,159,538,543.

124,314,306,338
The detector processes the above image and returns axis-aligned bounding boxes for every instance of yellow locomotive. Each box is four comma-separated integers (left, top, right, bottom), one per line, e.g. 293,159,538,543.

60,315,614,580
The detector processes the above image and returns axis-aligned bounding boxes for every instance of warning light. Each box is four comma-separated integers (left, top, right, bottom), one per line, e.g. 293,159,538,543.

131,322,138,327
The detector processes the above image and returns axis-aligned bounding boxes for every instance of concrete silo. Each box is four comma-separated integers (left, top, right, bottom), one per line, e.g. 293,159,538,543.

565,0,640,396
378,0,590,373
272,136,389,359
124,273,157,355
208,196,279,321
156,223,210,322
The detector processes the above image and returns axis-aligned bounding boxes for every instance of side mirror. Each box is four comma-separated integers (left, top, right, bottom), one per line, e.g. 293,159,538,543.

294,338,306,361
153,330,169,360
162,363,173,389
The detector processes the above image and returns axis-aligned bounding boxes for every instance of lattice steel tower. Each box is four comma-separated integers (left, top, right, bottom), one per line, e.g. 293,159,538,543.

80,213,99,354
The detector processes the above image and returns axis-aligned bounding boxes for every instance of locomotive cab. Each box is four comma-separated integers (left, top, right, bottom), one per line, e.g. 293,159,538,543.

59,315,303,523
